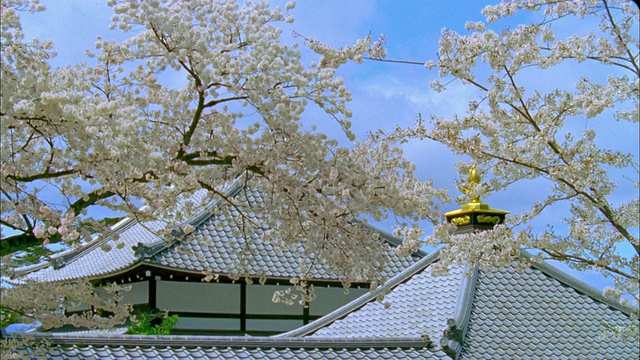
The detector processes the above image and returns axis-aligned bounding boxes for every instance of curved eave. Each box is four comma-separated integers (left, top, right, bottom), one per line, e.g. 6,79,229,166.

20,260,145,284
11,216,139,279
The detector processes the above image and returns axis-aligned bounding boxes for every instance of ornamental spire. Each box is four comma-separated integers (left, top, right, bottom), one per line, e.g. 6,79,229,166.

444,167,509,234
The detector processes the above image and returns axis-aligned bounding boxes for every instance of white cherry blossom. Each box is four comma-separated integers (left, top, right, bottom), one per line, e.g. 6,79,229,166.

1,0,448,341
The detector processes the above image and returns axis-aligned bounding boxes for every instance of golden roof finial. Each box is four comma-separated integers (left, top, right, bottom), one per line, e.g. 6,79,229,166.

445,165,509,231
468,166,481,204
460,166,483,207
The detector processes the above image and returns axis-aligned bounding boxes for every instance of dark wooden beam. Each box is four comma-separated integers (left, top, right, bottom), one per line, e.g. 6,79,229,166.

303,302,310,325
240,282,246,332
148,273,157,311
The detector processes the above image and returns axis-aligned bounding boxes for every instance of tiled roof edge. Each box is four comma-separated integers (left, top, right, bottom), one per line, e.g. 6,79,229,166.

521,250,637,316
139,263,361,283
275,247,444,338
54,219,140,270
361,222,428,258
10,261,50,278
439,265,478,359
11,217,138,278
15,332,430,349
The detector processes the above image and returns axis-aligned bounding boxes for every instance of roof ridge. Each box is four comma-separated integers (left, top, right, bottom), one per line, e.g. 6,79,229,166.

18,332,431,349
438,264,478,359
275,247,444,338
134,178,246,260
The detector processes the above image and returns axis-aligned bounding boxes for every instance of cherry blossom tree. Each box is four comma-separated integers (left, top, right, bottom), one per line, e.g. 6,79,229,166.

1,0,450,342
364,0,638,314
1,0,446,268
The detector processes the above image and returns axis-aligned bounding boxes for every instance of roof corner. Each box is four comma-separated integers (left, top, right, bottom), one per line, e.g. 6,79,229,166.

437,265,479,359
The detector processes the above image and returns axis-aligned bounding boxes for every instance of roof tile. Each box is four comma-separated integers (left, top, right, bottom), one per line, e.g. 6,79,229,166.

32,342,443,360
307,263,465,341
19,185,422,284
22,220,165,283
460,264,639,359
151,187,422,281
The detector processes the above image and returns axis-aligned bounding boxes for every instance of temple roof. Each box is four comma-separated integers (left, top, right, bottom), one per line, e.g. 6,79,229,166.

147,186,419,281
13,248,637,359
279,249,465,342
460,258,636,359
12,179,423,284
9,173,638,359
13,219,165,283
280,249,638,359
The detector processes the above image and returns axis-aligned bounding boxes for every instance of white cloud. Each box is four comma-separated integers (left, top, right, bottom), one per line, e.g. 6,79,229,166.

359,74,482,119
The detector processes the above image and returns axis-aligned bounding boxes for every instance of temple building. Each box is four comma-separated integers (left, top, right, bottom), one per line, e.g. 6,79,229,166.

12,179,421,335
9,172,639,359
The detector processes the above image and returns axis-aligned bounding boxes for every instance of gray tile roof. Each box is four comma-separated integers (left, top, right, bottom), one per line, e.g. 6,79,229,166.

12,186,214,283
33,346,437,360
14,181,422,284
11,175,637,360
149,186,419,281
274,250,462,357
280,248,638,359
305,256,464,340
15,334,443,359
19,218,165,283
10,245,638,359
460,262,639,359
275,248,467,358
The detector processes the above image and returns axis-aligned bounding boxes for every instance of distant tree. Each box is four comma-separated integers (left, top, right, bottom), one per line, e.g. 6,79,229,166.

361,0,639,314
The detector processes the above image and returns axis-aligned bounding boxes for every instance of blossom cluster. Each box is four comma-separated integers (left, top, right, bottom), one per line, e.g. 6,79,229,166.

424,0,638,306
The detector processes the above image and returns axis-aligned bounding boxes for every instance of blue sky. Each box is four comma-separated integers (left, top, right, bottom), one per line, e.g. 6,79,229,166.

14,1,639,292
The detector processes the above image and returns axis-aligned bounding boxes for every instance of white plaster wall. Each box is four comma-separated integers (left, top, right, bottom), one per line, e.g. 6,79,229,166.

246,284,304,315
311,286,368,316
121,281,148,305
156,281,240,313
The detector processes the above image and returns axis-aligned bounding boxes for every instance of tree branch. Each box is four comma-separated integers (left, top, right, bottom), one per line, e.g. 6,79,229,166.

540,248,636,279
602,0,640,75
475,149,639,255
5,169,79,182
69,189,116,216
363,56,424,66
0,233,62,257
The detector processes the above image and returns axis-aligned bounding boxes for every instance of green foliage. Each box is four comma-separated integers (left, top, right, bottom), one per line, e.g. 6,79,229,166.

9,245,57,268
127,311,179,335
0,306,24,329
101,217,125,227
